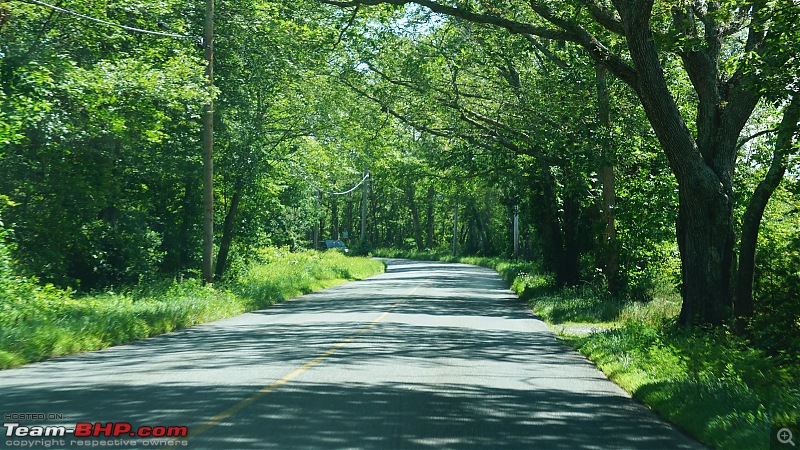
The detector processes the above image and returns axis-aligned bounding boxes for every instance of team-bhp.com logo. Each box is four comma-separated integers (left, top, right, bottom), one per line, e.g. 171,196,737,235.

5,422,187,438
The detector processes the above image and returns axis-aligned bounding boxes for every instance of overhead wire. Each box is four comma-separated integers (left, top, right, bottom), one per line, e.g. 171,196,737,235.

18,0,372,197
18,0,202,41
282,158,370,196
328,172,369,195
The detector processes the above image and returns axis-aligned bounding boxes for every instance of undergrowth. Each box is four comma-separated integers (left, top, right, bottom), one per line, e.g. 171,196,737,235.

567,323,799,449
0,248,384,369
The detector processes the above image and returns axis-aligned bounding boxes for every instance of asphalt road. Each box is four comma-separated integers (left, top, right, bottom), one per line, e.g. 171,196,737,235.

1,259,702,449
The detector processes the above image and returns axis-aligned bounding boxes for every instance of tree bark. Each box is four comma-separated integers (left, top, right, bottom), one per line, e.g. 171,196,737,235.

735,96,800,330
452,198,458,256
404,182,424,251
561,186,581,287
613,0,759,324
331,196,339,240
596,63,620,294
214,183,241,279
346,192,354,240
360,169,368,241
178,175,197,271
425,186,435,249
535,164,580,286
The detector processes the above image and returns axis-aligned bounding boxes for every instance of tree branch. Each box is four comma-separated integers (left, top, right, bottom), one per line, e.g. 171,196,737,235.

339,76,561,164
737,127,779,150
524,35,570,69
366,58,558,154
333,4,360,50
578,0,625,35
322,0,638,87
526,0,638,87
322,0,571,40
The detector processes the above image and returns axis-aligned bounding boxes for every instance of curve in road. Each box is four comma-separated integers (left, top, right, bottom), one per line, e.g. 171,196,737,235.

0,258,702,449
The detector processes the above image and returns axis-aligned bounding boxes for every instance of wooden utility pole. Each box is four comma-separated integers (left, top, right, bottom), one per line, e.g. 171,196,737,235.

201,0,214,284
313,189,320,250
360,168,368,241
452,198,458,256
513,204,520,258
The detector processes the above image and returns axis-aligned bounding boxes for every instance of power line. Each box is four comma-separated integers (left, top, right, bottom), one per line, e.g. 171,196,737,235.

328,172,369,195
19,0,201,41
281,158,371,196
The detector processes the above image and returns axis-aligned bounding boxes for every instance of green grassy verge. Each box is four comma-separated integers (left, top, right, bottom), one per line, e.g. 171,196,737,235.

372,248,800,450
530,293,799,450
0,248,384,369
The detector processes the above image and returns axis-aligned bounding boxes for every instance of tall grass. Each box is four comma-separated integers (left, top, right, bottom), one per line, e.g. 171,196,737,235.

529,284,799,449
569,323,799,449
0,248,384,369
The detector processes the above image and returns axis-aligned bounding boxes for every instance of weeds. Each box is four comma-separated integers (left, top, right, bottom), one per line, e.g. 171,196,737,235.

0,248,384,369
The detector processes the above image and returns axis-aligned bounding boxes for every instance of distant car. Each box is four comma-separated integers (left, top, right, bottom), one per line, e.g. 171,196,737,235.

322,239,349,254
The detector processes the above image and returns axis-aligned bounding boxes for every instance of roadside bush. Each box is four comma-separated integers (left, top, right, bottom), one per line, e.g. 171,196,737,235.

0,246,384,369
69,213,164,290
348,239,373,256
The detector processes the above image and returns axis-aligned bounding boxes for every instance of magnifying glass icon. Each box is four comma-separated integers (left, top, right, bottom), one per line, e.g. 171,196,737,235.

778,428,796,447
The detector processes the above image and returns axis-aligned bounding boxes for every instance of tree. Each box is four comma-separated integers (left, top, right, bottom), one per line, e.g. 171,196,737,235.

733,1,800,329
1,0,211,288
735,96,800,329
321,0,798,325
330,10,659,286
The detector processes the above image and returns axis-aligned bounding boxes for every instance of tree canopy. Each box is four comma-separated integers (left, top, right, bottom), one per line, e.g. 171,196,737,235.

1,0,798,343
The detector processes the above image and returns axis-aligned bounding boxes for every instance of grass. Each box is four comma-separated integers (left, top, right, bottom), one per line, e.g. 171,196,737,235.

532,288,799,449
0,248,384,369
567,323,799,449
373,248,800,450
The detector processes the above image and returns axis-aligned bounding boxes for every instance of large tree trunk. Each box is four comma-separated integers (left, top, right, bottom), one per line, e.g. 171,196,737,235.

735,96,800,330
614,0,760,324
675,186,736,325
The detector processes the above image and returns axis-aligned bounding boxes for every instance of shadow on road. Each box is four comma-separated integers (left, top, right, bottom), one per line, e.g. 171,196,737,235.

1,380,697,449
0,258,701,449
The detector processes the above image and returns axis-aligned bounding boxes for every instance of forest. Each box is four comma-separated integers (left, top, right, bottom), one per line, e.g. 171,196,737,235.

1,0,799,446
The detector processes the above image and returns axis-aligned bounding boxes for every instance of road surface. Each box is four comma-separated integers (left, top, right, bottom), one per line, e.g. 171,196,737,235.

1,259,702,449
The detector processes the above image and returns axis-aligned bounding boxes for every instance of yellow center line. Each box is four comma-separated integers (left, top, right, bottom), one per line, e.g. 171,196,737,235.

187,282,423,439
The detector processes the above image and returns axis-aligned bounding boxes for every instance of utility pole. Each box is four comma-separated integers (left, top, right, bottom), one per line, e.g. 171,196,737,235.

360,168,369,242
452,198,458,256
513,204,520,259
313,189,320,250
201,0,214,284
